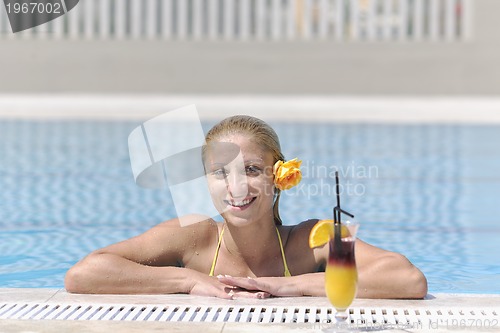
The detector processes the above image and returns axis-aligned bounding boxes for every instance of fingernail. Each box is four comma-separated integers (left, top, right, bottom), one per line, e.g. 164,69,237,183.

247,276,253,279
225,274,232,278
216,274,224,278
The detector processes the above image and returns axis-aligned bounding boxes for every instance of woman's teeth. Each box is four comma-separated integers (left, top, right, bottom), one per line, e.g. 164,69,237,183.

229,198,253,207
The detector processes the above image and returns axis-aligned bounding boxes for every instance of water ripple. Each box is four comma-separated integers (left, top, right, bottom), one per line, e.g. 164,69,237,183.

0,120,499,293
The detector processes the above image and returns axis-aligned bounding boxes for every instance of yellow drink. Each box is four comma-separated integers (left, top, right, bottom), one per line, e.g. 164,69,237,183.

325,263,357,311
325,226,358,313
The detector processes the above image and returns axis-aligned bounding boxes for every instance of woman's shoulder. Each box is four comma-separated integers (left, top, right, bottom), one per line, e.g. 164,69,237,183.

99,215,220,268
139,215,219,260
282,219,320,235
156,214,219,235
280,219,326,273
278,219,320,247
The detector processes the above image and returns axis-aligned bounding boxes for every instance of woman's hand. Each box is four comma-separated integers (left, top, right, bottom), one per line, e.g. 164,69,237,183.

188,271,271,299
188,273,233,299
216,275,306,298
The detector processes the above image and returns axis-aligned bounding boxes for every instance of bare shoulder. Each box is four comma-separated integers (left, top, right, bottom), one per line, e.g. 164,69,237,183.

144,215,219,252
280,219,326,274
95,214,219,266
153,215,218,239
284,219,320,244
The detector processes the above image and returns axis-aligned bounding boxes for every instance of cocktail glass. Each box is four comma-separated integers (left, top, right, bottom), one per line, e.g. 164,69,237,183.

324,219,359,332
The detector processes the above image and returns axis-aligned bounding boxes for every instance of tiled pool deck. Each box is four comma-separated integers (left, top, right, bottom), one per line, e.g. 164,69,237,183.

1,289,498,332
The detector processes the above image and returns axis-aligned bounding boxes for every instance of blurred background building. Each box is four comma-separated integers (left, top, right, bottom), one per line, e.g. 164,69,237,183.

0,0,499,95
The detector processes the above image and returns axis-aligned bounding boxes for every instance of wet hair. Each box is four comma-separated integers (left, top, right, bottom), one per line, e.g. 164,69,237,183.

203,115,285,225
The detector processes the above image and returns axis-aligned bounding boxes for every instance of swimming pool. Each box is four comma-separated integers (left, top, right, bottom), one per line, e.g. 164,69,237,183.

0,119,499,294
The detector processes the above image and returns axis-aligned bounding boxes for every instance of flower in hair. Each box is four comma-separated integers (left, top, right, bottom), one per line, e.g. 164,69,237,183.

273,158,302,191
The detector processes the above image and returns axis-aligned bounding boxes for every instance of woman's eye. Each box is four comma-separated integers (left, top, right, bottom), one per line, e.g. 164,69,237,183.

212,169,227,178
245,166,261,175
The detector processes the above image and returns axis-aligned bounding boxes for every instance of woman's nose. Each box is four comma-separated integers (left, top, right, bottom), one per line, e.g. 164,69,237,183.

226,172,248,199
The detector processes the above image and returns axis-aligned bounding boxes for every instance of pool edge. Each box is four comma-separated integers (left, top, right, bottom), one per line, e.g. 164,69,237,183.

1,289,498,333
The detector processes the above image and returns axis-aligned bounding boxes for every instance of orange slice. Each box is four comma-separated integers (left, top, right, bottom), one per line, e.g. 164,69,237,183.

308,219,351,248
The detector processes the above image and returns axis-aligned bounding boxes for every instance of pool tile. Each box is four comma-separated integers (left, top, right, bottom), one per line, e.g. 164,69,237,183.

0,288,58,303
0,319,225,333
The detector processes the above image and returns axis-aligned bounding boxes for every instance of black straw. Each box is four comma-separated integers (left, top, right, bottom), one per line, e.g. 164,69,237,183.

333,172,342,252
333,171,355,221
333,171,354,250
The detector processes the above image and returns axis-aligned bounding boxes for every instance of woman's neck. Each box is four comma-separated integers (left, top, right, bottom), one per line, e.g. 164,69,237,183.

222,213,281,269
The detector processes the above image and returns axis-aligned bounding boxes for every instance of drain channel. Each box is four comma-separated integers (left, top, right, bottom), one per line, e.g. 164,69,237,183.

0,302,498,327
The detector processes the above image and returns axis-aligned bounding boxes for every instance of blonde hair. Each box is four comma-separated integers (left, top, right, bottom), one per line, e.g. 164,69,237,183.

203,115,285,225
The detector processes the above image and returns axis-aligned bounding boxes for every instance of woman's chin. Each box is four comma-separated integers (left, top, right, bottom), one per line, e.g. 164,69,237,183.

221,211,272,228
221,213,253,226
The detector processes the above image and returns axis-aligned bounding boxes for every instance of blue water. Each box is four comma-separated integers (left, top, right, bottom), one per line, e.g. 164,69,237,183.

0,119,499,294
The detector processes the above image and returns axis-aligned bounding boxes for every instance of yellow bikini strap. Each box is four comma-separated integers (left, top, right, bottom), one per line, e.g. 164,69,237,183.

209,227,224,277
276,227,292,277
210,226,291,277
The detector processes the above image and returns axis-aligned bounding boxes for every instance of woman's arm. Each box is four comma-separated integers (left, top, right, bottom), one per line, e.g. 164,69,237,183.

65,251,192,294
65,217,233,298
300,219,428,299
355,239,428,299
65,253,234,298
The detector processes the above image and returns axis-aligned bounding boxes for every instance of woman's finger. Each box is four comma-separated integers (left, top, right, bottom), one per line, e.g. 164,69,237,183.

217,275,264,291
231,290,271,299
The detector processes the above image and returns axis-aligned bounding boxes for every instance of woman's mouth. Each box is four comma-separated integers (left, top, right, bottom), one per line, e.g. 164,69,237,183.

224,197,256,210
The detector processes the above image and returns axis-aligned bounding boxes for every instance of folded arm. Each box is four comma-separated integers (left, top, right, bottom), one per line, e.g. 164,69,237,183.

65,218,235,299
355,239,427,299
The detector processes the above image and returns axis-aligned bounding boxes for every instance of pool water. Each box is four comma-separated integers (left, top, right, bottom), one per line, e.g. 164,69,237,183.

0,119,499,294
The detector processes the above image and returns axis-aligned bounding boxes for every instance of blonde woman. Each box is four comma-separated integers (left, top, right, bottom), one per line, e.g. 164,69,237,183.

65,115,427,299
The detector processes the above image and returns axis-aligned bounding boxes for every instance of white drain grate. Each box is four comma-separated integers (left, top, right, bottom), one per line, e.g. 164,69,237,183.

0,303,498,328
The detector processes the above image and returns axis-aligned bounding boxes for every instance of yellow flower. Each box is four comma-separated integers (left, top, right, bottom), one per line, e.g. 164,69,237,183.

273,158,302,191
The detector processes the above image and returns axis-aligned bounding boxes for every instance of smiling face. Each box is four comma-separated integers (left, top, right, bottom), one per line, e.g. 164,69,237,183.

204,134,276,227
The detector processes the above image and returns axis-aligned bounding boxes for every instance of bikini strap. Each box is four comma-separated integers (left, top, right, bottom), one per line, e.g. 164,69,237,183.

276,227,292,277
209,227,224,277
209,225,291,277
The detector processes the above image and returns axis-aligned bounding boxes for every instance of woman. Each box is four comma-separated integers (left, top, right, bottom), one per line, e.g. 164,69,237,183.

65,115,427,299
